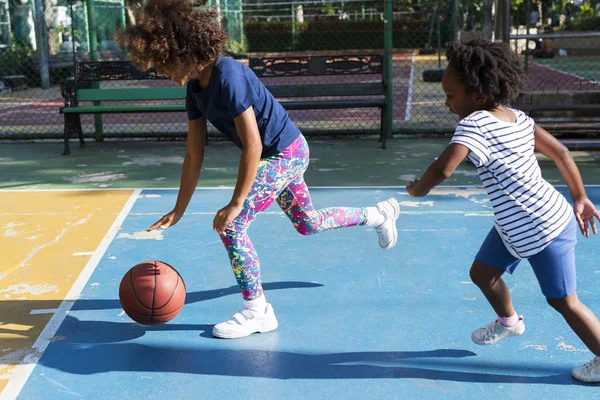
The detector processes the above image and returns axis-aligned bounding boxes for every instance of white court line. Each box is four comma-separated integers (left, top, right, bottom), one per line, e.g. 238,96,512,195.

72,252,94,257
0,189,141,400
29,309,59,315
404,50,416,121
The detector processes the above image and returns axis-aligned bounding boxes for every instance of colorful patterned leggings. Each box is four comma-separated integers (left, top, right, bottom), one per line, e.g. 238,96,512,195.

220,135,367,299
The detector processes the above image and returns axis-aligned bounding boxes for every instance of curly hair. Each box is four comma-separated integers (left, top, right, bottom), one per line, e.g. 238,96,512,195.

115,0,227,71
445,38,527,105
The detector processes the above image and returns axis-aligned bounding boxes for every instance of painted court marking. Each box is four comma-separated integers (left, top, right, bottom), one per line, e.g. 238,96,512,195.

28,309,59,316
0,189,141,400
72,252,94,257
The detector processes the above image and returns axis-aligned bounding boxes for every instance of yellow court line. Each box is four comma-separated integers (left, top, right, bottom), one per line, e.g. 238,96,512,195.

0,190,135,395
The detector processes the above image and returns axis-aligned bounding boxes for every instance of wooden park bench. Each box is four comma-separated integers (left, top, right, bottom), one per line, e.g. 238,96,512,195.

59,54,388,155
59,61,185,155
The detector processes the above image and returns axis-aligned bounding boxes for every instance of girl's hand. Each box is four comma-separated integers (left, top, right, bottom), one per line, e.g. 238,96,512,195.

574,197,600,238
213,203,243,235
406,179,429,197
147,210,183,231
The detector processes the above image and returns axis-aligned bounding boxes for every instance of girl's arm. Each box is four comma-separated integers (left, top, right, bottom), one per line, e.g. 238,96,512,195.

147,117,206,231
406,143,470,197
534,124,600,236
173,118,207,215
213,107,263,233
533,124,586,201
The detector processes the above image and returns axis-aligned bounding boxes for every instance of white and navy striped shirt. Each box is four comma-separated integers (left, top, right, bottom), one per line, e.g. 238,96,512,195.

450,109,572,259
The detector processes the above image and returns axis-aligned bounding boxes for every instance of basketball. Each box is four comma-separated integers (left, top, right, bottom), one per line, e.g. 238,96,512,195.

119,260,186,325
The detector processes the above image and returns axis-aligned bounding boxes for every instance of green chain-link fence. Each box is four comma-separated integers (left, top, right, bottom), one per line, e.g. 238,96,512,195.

0,0,598,142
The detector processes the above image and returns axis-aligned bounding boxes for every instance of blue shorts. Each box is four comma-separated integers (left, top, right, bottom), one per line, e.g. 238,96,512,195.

475,215,578,299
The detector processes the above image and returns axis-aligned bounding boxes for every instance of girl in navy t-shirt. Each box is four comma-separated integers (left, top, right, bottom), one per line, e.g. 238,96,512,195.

118,0,400,339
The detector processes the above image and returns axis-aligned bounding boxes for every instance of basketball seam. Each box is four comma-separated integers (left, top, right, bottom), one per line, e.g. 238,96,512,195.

151,260,184,311
151,261,157,324
122,304,152,318
128,270,153,310
122,303,184,322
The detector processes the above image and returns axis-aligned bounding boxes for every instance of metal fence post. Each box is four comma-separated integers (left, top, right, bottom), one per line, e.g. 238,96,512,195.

383,0,393,141
33,0,50,89
502,0,510,43
85,0,103,141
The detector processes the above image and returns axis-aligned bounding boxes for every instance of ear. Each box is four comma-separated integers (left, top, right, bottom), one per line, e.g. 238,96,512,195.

475,93,488,105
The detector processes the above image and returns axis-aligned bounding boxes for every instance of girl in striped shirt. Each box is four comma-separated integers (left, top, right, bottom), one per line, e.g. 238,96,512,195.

406,38,600,382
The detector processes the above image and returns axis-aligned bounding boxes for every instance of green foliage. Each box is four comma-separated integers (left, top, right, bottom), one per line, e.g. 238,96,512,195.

578,4,595,18
564,15,600,31
245,18,452,52
0,36,34,76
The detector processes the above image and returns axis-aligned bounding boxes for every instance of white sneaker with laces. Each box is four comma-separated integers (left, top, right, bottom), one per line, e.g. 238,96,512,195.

375,198,400,250
212,303,278,339
471,316,525,345
572,357,600,382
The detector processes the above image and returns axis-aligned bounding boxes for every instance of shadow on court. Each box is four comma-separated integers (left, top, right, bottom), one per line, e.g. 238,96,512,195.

35,333,585,385
0,281,323,345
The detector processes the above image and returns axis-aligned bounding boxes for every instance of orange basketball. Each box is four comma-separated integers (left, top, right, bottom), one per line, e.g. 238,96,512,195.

119,260,186,325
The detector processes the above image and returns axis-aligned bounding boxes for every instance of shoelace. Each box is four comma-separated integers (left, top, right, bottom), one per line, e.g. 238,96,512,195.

481,321,503,340
581,358,600,372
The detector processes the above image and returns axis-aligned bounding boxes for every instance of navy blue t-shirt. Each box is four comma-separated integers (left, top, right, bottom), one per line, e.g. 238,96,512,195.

186,57,301,158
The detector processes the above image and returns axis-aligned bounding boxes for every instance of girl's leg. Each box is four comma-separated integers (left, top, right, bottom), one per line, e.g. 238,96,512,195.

275,135,398,243
528,215,600,353
214,153,297,339
527,216,600,380
546,293,600,355
221,231,262,300
469,227,525,345
277,174,366,235
549,293,600,382
219,136,309,301
220,166,293,300
470,226,521,318
470,260,516,318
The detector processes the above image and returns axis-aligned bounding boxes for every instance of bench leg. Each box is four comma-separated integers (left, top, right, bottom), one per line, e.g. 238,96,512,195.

74,114,86,148
379,105,387,150
62,114,72,155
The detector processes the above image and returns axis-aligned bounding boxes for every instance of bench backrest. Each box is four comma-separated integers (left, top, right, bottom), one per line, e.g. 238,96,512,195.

71,57,383,101
268,83,382,98
250,54,383,77
77,87,185,102
76,61,168,82
250,54,384,98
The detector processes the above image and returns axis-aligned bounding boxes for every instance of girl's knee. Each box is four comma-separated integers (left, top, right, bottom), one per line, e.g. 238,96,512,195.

546,293,579,314
220,225,247,241
295,224,316,236
470,260,502,288
293,219,319,235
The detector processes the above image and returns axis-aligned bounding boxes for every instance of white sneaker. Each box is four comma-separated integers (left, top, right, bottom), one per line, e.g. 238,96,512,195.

471,317,525,345
212,303,278,339
572,357,600,383
375,198,400,250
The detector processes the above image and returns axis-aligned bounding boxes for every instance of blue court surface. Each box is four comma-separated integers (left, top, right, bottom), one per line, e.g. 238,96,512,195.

13,187,600,399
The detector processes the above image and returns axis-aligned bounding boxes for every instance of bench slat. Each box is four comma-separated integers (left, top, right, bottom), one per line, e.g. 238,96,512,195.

77,87,186,102
62,99,384,114
62,104,186,114
280,99,384,110
267,83,383,98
